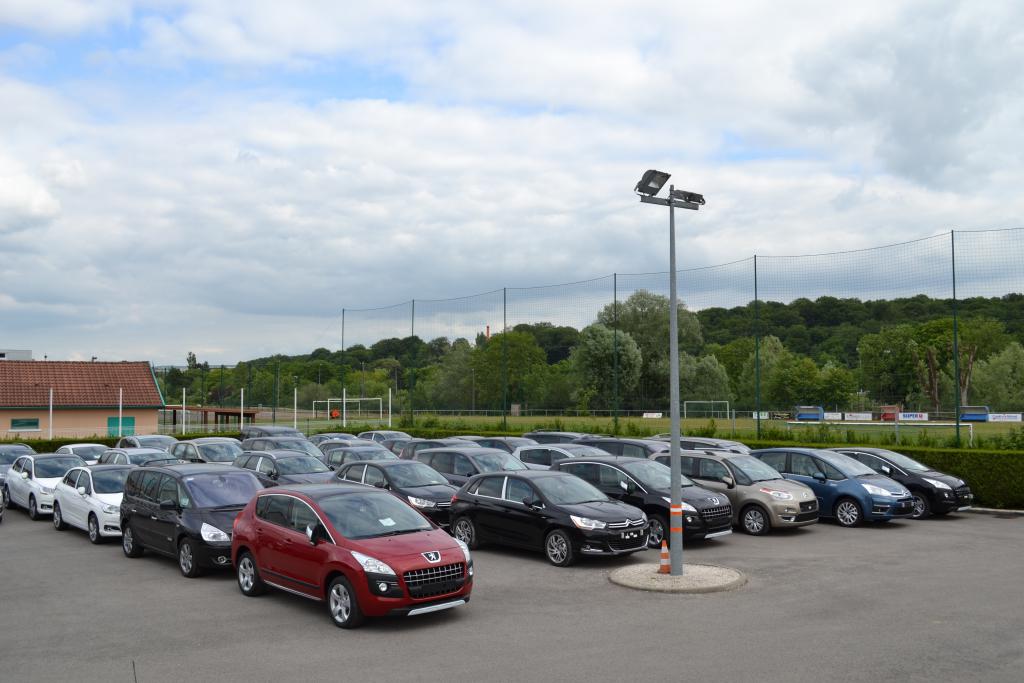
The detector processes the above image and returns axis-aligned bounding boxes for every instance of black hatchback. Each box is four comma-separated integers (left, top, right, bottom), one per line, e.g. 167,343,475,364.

829,447,974,518
232,450,337,487
336,459,458,527
552,456,733,547
120,464,263,577
450,470,648,567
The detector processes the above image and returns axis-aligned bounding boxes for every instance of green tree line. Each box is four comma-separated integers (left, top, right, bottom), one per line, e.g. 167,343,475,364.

157,292,1024,414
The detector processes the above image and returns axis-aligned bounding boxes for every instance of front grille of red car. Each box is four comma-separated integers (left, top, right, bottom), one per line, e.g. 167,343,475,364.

403,562,465,599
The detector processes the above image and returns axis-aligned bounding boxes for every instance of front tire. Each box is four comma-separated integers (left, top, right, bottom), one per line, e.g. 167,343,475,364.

327,576,365,629
28,495,40,520
647,514,668,548
53,502,67,530
452,516,480,550
122,524,145,557
911,492,931,519
236,552,266,596
544,529,577,567
178,538,204,578
741,505,771,536
834,498,863,528
88,514,102,544
1,485,10,509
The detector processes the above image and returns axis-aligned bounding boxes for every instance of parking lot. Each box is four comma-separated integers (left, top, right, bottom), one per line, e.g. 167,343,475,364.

2,510,1022,682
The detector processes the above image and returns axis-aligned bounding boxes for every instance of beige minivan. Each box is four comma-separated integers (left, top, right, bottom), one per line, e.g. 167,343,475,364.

651,450,819,535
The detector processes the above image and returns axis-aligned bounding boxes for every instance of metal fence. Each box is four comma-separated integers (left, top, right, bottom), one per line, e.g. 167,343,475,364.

341,228,1024,442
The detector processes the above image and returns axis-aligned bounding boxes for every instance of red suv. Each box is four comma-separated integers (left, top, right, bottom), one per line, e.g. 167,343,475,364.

231,484,473,628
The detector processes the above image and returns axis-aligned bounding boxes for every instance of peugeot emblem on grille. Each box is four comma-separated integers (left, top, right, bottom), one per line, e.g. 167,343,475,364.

709,497,720,505
422,551,441,563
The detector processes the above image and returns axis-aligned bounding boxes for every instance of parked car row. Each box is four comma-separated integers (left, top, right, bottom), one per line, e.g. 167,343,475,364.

1,428,975,630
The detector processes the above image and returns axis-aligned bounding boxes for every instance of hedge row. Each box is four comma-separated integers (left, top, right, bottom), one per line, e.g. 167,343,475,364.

8,428,1023,509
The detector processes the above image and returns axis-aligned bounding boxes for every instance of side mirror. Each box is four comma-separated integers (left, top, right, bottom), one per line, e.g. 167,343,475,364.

372,480,386,488
77,486,88,496
722,476,735,489
159,500,177,511
523,497,543,510
269,472,279,480
812,472,827,483
306,523,327,545
619,479,637,494
21,471,29,479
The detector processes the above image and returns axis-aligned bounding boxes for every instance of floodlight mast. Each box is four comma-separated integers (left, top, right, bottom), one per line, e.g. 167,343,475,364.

635,169,703,577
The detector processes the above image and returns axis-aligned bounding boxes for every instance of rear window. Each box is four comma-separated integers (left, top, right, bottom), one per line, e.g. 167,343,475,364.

34,457,85,478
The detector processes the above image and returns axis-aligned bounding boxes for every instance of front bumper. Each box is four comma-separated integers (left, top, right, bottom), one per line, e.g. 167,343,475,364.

933,486,974,513
866,496,915,520
362,564,474,618
420,505,452,527
190,538,234,568
685,505,733,540
769,499,819,527
98,510,123,537
35,491,56,514
577,525,650,555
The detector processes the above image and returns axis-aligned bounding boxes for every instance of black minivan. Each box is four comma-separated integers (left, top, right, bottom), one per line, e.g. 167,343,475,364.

120,464,262,577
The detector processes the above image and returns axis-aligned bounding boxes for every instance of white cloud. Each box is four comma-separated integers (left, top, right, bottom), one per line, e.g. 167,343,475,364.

0,0,132,34
2,1,1023,363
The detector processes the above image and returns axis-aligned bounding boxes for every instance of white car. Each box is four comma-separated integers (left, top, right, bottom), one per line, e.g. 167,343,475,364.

55,443,109,465
4,454,86,520
53,465,131,543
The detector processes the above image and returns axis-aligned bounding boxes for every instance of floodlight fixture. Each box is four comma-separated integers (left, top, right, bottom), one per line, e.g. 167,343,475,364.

670,189,705,205
635,169,671,196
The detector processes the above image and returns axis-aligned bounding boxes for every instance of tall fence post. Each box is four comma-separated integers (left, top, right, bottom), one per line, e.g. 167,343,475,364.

273,363,280,424
502,288,509,431
754,255,761,439
951,230,962,447
613,273,619,436
410,299,416,428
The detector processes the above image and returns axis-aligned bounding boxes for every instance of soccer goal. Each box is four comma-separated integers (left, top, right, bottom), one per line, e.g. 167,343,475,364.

313,393,388,426
683,400,730,420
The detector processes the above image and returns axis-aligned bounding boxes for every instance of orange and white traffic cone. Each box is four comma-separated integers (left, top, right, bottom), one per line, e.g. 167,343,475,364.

658,540,670,574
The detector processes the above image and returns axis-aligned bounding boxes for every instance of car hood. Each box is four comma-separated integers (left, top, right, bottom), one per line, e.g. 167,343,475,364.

94,492,123,507
650,484,731,508
280,472,337,485
35,476,63,489
919,470,966,488
752,478,814,497
352,528,466,569
402,483,458,501
199,507,246,534
858,474,910,495
560,499,644,521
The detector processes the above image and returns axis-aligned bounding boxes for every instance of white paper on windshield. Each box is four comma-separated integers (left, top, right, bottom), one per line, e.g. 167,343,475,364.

379,517,396,526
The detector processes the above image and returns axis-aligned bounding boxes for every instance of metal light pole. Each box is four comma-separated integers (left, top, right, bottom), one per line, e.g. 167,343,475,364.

636,170,704,576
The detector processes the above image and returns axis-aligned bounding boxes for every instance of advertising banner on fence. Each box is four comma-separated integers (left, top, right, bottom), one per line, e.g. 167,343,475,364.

824,412,843,421
988,413,1023,422
899,412,929,421
642,412,663,419
844,412,873,421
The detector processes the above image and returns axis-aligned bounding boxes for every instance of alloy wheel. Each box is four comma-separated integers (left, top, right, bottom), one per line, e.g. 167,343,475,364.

53,505,63,530
179,542,194,574
647,519,665,547
546,534,568,564
29,497,38,520
123,527,134,553
744,508,766,534
238,557,255,592
330,583,352,624
454,519,473,545
911,495,927,519
836,501,860,526
88,516,99,542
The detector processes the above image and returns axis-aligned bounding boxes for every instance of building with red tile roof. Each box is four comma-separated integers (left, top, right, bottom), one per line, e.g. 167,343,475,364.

0,360,164,439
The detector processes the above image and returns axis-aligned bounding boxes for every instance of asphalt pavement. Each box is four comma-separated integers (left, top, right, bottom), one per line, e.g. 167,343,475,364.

1,508,1022,682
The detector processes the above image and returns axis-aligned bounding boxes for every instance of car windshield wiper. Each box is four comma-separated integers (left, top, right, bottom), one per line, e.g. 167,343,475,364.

376,528,424,537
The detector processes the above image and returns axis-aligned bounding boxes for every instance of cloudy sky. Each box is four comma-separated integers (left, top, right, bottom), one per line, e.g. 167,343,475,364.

2,1,1023,364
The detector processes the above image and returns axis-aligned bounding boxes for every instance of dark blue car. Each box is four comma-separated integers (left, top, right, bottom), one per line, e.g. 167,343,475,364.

750,448,914,527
